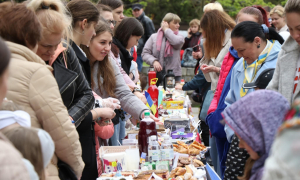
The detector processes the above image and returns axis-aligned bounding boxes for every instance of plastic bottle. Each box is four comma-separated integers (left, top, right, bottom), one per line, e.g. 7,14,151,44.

148,78,159,105
180,79,185,86
148,67,156,87
138,112,157,156
148,78,159,117
161,135,174,168
148,135,161,163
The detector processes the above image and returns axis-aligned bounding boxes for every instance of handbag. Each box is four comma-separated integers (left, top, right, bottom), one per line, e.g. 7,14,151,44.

57,160,78,180
199,90,214,122
181,48,198,67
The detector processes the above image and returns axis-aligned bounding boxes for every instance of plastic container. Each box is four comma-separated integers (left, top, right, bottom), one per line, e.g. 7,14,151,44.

122,139,138,146
163,69,175,90
148,67,156,87
161,135,174,170
138,112,157,156
148,135,161,163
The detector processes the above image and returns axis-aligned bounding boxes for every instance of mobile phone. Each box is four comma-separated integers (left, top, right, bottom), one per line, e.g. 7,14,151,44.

193,45,200,52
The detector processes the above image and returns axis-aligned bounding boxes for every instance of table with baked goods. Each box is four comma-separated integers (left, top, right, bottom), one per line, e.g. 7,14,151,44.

97,89,212,180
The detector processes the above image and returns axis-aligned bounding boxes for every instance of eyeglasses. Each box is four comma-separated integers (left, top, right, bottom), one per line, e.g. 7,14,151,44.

106,20,116,26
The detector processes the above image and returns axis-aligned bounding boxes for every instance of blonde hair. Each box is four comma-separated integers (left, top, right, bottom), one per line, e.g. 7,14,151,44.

162,13,181,24
189,19,200,28
203,2,224,12
27,0,72,46
270,5,285,17
4,127,45,180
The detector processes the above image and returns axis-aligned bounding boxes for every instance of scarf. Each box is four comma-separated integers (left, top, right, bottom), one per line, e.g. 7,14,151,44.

156,28,178,57
222,90,290,180
240,40,275,97
49,43,67,67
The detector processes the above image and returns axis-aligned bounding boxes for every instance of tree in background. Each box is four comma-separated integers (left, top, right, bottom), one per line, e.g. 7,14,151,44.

121,0,286,25
1,0,287,24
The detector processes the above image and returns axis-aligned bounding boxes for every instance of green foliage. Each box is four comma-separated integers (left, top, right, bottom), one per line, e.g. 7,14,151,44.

122,0,279,24
218,0,275,17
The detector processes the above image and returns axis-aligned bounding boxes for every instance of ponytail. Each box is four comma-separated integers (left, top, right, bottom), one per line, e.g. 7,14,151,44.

231,21,284,44
27,0,72,48
266,27,284,44
252,5,270,27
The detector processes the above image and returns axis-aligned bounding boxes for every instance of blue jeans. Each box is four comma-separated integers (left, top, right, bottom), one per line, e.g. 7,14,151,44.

210,136,221,177
136,55,143,72
110,118,126,146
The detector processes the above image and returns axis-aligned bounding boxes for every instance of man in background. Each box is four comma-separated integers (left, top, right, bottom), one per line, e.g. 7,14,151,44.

132,3,155,72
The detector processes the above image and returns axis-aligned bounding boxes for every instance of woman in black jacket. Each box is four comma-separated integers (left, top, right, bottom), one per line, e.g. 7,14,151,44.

29,0,116,179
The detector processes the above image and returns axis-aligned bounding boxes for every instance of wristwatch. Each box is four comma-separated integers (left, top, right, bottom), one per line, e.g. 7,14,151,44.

132,87,141,93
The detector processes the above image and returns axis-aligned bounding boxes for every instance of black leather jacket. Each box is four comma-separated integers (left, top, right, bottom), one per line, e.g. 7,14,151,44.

52,44,94,128
137,12,155,55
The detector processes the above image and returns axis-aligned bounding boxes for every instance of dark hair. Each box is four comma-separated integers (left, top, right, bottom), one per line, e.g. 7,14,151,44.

0,2,41,49
0,37,10,76
114,17,144,48
263,6,271,12
98,0,123,10
231,21,284,44
67,0,99,27
238,5,270,27
96,3,112,13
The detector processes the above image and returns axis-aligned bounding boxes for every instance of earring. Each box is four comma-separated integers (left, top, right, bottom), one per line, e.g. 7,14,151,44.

82,30,84,35
257,44,260,48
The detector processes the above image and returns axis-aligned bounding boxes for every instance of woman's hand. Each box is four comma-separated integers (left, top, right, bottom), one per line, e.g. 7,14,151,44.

200,64,220,74
141,111,160,122
102,98,121,110
92,108,116,121
175,84,183,90
153,61,162,72
127,84,135,91
161,21,169,31
192,50,203,60
134,91,147,104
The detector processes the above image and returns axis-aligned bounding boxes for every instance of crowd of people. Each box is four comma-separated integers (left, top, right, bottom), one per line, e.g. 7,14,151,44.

0,0,300,180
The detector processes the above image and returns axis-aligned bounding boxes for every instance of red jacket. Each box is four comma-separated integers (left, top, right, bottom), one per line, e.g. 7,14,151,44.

207,51,235,114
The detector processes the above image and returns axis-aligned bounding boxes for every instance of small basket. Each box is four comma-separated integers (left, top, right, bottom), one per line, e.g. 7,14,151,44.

99,145,138,158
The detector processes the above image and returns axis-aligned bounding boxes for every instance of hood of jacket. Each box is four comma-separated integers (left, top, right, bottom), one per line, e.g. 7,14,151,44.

229,46,239,60
6,41,52,72
222,90,290,180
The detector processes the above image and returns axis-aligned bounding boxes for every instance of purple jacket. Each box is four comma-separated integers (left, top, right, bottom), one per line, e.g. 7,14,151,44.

142,28,184,77
222,90,290,180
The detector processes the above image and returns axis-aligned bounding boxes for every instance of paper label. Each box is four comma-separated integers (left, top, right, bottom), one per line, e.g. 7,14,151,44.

148,150,161,161
161,149,174,160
